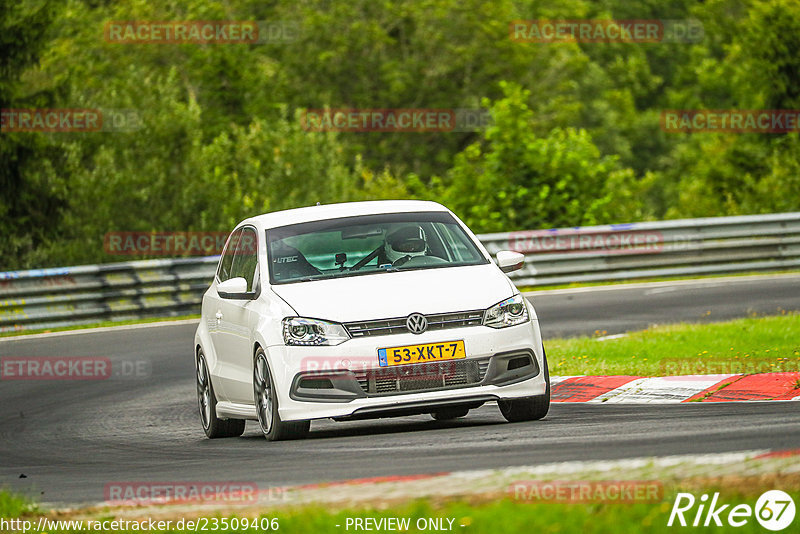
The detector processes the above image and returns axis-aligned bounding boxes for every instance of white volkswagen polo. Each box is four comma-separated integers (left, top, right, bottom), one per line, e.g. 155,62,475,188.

194,200,550,441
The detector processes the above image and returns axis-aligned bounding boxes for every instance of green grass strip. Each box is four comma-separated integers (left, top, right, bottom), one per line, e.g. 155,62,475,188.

546,313,800,376
3,489,799,533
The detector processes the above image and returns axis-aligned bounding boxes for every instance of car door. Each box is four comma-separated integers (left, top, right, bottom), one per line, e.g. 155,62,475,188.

206,228,239,401
212,226,260,404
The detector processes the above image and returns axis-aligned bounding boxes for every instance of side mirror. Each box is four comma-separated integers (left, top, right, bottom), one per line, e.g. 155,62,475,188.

217,277,253,299
496,250,524,273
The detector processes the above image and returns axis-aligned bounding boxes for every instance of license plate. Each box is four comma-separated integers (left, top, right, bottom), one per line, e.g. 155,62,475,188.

378,340,466,367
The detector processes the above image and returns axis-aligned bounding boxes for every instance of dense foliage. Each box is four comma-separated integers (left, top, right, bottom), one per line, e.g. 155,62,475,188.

1,0,798,269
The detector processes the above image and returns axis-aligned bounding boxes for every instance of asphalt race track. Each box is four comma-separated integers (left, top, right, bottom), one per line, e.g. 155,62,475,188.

1,274,799,506
527,273,800,338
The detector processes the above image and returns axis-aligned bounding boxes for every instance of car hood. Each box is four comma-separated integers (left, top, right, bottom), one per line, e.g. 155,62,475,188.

270,263,517,322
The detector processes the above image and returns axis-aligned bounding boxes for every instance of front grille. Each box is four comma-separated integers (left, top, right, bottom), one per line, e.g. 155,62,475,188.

345,317,407,337
427,310,485,331
353,359,489,395
344,310,484,337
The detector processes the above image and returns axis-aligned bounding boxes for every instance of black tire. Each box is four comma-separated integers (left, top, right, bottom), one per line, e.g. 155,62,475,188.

498,348,550,423
253,348,310,441
197,350,246,438
431,408,470,420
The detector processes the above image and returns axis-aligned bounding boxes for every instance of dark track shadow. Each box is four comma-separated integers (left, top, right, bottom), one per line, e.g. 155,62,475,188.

235,414,507,441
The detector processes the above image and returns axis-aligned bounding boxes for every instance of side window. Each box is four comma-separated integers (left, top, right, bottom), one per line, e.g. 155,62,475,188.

230,227,259,291
217,229,241,282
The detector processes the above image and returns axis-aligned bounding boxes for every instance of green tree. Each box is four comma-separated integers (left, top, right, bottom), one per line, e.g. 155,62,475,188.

0,0,64,270
663,0,800,218
438,83,646,232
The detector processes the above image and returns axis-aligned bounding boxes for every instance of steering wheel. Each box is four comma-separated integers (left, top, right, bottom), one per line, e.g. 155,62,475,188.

392,255,412,267
393,255,447,268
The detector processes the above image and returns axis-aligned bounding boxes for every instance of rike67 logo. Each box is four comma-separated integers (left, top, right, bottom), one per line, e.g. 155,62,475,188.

668,490,796,531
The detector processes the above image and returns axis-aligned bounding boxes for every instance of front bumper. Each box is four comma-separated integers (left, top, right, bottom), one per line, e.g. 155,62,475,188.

290,349,539,401
266,319,547,421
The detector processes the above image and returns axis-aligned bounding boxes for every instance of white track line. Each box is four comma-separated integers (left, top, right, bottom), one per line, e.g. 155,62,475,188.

0,319,200,342
524,272,800,297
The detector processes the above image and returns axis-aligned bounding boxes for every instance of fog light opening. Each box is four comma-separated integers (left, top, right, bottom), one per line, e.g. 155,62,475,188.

298,377,335,389
507,356,531,371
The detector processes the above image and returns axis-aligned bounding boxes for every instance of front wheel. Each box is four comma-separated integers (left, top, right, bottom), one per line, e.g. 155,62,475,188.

498,349,550,423
197,350,245,438
253,348,310,441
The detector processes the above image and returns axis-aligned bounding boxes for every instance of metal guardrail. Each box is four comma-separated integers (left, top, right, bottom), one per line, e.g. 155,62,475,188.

481,211,800,287
0,258,218,333
2,212,799,332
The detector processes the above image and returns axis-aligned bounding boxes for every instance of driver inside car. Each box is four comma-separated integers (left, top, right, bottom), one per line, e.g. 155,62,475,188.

381,225,429,267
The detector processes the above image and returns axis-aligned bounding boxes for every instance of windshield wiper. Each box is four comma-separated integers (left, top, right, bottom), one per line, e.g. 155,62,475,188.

292,273,339,282
287,266,403,283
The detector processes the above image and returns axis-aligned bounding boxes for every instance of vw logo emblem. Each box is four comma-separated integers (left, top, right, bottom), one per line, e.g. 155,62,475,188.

406,313,428,334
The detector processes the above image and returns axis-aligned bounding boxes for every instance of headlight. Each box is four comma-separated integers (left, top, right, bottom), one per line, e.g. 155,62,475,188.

483,294,529,328
282,317,350,346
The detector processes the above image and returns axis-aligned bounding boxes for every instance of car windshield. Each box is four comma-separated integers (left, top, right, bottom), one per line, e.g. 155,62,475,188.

266,211,488,284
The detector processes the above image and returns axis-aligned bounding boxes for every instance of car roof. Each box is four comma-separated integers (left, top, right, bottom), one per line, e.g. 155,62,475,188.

239,200,450,230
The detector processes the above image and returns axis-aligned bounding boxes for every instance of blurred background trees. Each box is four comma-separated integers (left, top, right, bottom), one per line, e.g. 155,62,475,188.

2,0,798,268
